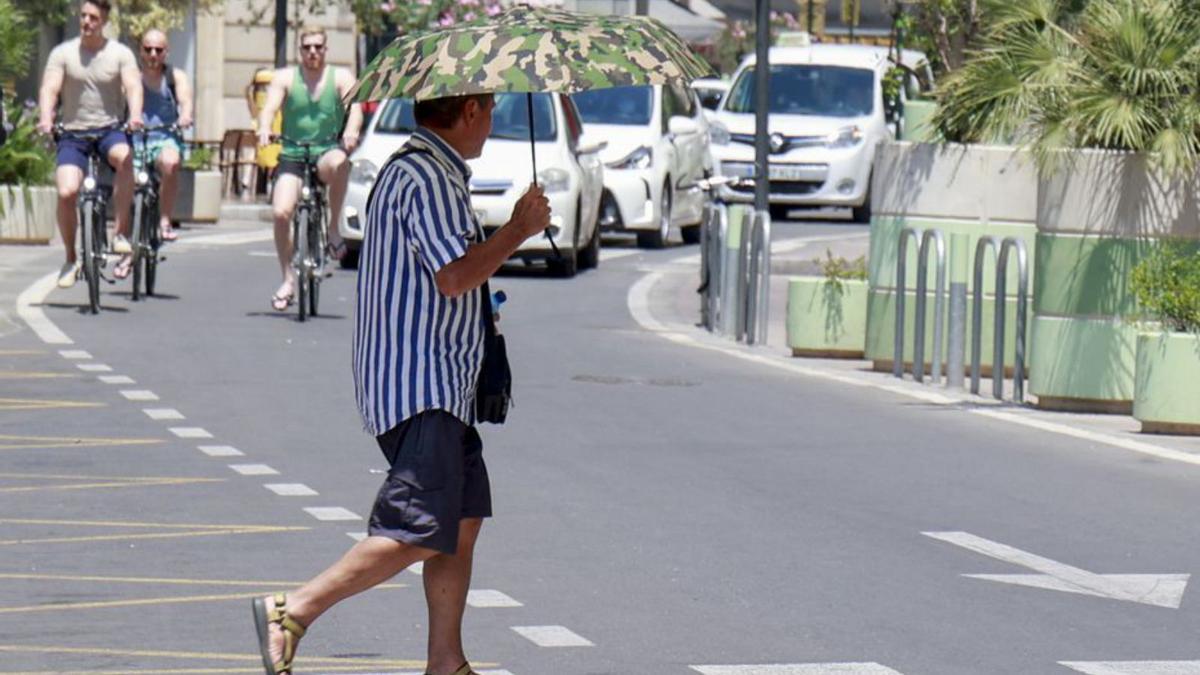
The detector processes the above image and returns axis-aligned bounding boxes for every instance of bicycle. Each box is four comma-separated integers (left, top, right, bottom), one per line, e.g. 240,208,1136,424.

278,136,336,322
129,124,180,301
53,123,121,314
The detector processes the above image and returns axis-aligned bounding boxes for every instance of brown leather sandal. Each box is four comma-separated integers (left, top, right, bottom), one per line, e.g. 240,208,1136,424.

251,593,307,674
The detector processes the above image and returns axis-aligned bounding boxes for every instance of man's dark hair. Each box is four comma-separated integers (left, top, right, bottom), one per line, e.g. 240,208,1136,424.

413,94,493,129
83,0,112,14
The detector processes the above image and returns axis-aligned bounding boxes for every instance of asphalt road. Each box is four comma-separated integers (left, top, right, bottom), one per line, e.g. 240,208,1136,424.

3,219,1200,675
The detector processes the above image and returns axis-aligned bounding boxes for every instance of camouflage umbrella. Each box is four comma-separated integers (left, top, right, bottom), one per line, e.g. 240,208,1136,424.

348,5,714,103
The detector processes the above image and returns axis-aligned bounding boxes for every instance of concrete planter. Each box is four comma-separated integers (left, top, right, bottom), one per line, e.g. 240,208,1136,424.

1134,332,1200,435
1032,150,1200,412
171,169,221,223
787,277,867,358
0,185,56,244
866,142,1038,373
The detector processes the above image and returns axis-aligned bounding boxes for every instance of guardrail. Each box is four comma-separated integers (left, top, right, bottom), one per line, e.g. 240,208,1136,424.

970,236,1029,402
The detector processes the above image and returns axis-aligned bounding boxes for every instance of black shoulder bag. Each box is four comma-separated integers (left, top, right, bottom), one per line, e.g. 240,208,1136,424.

476,280,512,424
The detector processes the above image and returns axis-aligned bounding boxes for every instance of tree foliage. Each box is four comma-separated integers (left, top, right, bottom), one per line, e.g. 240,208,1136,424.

0,0,34,82
932,0,1200,177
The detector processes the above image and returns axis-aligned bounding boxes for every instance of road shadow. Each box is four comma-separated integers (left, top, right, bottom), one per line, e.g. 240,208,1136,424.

109,291,183,301
37,301,131,315
244,310,347,321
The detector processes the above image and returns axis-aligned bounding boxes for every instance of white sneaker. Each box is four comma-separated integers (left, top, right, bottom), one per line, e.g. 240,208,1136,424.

112,234,132,254
57,261,79,289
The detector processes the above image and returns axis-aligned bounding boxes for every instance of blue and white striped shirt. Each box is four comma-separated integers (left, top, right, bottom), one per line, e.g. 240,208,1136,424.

353,127,484,435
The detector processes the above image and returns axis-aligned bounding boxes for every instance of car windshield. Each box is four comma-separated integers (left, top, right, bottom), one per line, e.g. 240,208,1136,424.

373,94,556,141
725,65,875,117
490,93,556,141
573,86,653,125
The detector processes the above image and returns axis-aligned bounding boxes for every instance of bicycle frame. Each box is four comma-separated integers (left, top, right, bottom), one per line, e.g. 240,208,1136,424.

56,125,116,314
129,126,178,300
280,136,335,322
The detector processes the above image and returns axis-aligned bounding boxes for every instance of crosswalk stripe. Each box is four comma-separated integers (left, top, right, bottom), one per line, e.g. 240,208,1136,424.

144,408,185,420
199,445,243,457
121,390,159,401
169,427,212,439
303,507,361,521
98,375,135,384
228,464,277,476
467,589,522,608
691,666,905,675
1061,662,1200,674
265,483,318,496
511,625,593,647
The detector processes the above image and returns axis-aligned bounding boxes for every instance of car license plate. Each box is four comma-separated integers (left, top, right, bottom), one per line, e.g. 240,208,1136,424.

769,164,821,181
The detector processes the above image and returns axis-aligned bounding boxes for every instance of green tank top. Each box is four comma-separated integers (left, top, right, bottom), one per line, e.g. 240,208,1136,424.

280,67,343,161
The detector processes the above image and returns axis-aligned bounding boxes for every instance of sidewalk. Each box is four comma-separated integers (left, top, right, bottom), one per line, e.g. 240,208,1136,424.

642,232,1200,464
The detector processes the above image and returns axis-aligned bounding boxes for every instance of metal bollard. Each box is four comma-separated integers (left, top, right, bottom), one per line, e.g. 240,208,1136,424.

699,202,725,331
945,234,970,389
970,237,1000,395
756,210,772,346
735,208,753,342
745,210,771,346
995,237,1029,402
913,229,946,385
719,205,746,337
892,227,921,378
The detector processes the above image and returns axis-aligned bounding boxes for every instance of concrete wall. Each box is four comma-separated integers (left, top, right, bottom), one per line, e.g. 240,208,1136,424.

866,142,1039,374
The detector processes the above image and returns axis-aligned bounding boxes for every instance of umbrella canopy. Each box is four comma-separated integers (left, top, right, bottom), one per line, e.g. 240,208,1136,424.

348,5,714,103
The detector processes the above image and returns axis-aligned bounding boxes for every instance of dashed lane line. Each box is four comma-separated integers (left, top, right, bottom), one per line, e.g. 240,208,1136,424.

229,463,278,475
57,349,91,359
1061,661,1200,674
265,483,319,496
98,374,135,384
304,507,361,521
510,625,593,647
200,445,244,457
691,666,905,675
143,407,185,420
169,427,213,438
75,363,112,372
466,589,523,608
121,389,159,401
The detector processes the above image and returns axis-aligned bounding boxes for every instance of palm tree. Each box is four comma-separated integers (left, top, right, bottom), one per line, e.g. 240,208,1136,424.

932,0,1200,176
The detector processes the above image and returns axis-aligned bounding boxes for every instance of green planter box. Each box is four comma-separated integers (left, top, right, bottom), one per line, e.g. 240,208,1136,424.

1134,332,1200,435
787,277,867,358
0,185,56,244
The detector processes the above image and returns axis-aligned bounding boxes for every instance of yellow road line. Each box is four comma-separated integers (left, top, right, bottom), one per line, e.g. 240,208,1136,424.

1,668,424,674
0,398,104,411
0,644,446,667
0,572,408,589
0,350,45,356
0,435,162,451
0,372,75,379
0,518,303,530
0,476,224,494
0,527,304,547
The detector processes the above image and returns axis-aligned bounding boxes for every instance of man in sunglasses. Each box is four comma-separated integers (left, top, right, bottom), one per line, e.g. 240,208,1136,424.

256,24,363,312
131,28,193,256
37,0,143,289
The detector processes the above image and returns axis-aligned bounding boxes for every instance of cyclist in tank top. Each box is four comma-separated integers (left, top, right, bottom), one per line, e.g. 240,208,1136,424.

256,24,363,312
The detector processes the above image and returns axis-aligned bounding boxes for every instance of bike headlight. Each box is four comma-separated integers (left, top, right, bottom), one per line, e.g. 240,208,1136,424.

350,159,378,186
136,170,150,185
825,125,864,149
537,168,570,194
710,122,731,146
606,146,652,171
301,186,312,201
83,176,96,191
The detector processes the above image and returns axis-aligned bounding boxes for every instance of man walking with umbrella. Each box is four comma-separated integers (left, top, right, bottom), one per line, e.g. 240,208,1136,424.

251,92,549,675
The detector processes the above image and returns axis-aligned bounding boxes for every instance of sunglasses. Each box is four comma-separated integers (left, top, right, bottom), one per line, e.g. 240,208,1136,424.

301,44,326,52
142,46,165,54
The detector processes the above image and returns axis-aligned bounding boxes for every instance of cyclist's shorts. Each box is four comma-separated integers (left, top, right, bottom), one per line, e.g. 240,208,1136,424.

275,146,343,183
134,134,184,171
56,128,129,171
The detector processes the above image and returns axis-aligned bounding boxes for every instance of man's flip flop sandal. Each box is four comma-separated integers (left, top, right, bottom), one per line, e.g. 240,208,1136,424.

271,293,294,312
251,593,307,675
424,664,479,675
326,239,348,262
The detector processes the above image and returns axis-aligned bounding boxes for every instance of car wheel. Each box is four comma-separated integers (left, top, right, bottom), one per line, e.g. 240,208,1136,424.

637,183,671,249
681,224,701,244
578,202,601,270
769,204,792,223
548,210,579,278
851,193,871,224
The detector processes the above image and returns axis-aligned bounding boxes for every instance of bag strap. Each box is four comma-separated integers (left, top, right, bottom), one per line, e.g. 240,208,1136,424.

480,280,497,338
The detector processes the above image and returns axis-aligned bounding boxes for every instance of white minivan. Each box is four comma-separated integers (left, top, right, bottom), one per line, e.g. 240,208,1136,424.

709,44,930,222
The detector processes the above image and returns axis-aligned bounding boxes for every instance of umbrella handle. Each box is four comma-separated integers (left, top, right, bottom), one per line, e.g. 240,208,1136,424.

528,92,560,259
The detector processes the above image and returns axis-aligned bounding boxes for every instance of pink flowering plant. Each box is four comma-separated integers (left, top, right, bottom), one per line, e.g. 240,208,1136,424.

353,0,505,37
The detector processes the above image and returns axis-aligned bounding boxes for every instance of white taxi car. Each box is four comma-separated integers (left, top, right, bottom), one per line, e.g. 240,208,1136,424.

572,83,711,247
338,93,605,276
709,44,929,223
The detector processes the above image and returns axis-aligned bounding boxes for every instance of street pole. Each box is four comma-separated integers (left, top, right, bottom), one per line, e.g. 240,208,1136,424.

635,0,648,15
753,0,769,216
274,0,287,68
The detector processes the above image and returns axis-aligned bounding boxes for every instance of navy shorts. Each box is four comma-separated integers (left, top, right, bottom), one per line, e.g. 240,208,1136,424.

56,128,129,171
367,410,492,555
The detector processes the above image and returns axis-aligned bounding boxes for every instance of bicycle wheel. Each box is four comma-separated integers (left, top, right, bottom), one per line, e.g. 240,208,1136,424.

80,201,100,314
131,193,145,301
145,196,160,296
308,211,323,317
295,209,309,322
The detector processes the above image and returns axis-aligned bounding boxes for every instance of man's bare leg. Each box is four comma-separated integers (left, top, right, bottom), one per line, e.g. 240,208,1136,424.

317,148,349,253
156,146,181,239
271,173,302,306
55,166,83,263
261,536,437,666
423,518,484,675
108,143,134,240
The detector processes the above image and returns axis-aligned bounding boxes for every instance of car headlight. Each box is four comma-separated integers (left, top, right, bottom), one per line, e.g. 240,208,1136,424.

537,167,570,193
350,158,378,186
606,146,652,170
825,125,864,149
710,122,731,146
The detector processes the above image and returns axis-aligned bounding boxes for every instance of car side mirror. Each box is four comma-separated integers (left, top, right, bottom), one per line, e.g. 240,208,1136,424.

668,115,700,137
576,131,608,155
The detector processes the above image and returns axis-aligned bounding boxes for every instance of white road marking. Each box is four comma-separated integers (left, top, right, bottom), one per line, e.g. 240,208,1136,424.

692,666,904,675
98,375,135,384
599,248,640,262
626,261,1200,471
176,230,275,247
346,532,368,542
76,363,112,372
143,408,185,420
924,531,1189,608
228,464,279,476
303,507,361,521
467,589,523,608
58,350,91,359
1061,661,1200,674
408,561,424,576
120,390,159,401
510,625,593,647
169,427,213,439
265,483,318,496
199,445,244,457
16,271,72,345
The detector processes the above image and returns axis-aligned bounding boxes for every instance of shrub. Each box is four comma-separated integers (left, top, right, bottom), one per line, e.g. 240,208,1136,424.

182,145,214,171
0,100,55,186
1131,240,1200,333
